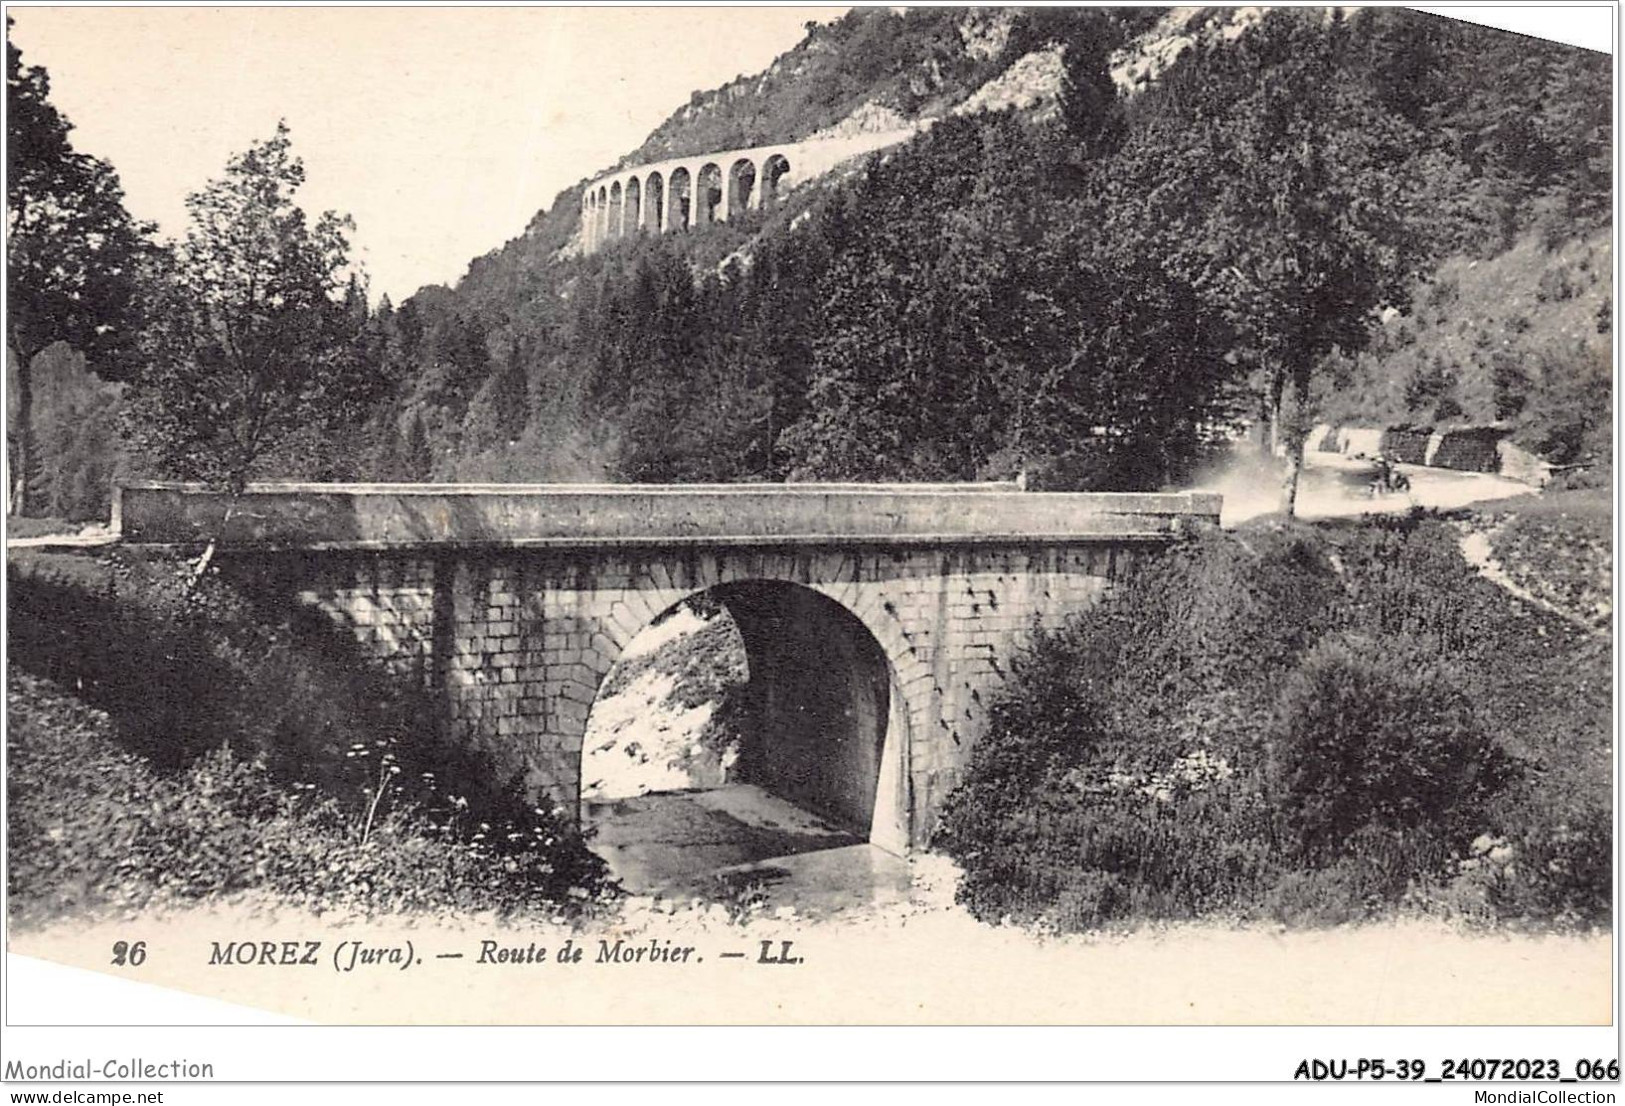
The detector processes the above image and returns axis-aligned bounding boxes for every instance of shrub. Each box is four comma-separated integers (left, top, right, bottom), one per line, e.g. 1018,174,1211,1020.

5,515,86,539
1267,634,1516,860
1490,506,1611,630
937,517,1603,933
933,658,1116,924
936,526,1331,929
1260,829,1453,928
8,670,609,923
1461,783,1613,928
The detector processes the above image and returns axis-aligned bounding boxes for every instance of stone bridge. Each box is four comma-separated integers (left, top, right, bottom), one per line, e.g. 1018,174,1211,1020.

579,127,922,252
116,482,1220,853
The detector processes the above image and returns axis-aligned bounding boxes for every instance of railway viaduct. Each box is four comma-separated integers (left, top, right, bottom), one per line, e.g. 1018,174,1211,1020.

579,127,922,252
117,482,1220,854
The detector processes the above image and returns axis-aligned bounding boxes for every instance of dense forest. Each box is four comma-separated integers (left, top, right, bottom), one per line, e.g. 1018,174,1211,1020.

11,7,1612,516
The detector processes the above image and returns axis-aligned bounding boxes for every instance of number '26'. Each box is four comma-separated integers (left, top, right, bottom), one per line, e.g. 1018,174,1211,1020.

110,940,147,967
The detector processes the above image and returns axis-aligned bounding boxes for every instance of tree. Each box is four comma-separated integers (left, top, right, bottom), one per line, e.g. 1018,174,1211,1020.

779,106,1236,491
1019,243,1236,491
124,122,378,496
782,118,1051,482
1053,10,1129,164
398,411,433,481
1099,10,1435,513
7,21,151,514
461,336,530,455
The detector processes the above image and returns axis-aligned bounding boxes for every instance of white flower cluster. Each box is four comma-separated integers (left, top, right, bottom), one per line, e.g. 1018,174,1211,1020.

1458,833,1516,872
1076,750,1236,803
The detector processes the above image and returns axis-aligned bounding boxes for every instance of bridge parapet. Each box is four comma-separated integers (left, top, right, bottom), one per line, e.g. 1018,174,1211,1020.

114,482,1222,550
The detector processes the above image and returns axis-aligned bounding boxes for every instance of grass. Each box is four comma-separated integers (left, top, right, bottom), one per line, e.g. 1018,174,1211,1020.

7,546,108,584
1464,485,1612,630
1468,484,1611,520
5,515,84,540
6,546,613,925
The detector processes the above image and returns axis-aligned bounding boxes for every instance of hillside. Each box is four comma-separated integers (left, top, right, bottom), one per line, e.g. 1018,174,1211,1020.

487,7,1248,282
1320,229,1612,479
612,9,1174,165
78,6,1609,511
474,9,1122,291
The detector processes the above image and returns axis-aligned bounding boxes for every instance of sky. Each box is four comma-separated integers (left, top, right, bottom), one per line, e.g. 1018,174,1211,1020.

7,6,846,302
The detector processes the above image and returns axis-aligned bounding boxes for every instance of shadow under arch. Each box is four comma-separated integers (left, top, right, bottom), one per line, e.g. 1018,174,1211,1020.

578,578,911,884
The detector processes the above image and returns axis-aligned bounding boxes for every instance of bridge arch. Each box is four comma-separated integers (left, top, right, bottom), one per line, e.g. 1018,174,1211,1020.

644,171,665,232
695,162,724,227
608,181,624,240
624,177,642,236
121,483,1219,859
728,158,757,215
576,573,917,856
667,166,693,232
761,153,792,206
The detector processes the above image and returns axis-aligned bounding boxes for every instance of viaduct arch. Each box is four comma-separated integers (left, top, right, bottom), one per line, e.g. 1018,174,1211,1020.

116,481,1220,849
578,127,922,253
